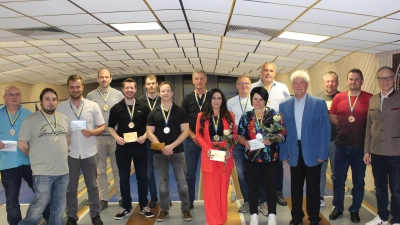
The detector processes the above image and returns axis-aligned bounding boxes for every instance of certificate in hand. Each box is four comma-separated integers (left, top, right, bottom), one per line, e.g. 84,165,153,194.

210,149,226,162
151,142,165,150
0,140,17,152
123,132,137,143
248,139,265,151
71,120,86,131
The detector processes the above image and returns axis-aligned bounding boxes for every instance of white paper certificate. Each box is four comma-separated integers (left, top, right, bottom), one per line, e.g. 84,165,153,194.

248,139,265,151
0,140,17,152
210,150,226,162
71,120,86,131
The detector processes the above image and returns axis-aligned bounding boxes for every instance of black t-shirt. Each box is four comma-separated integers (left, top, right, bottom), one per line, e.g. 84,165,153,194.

147,103,189,154
181,91,209,132
108,99,150,146
137,94,161,111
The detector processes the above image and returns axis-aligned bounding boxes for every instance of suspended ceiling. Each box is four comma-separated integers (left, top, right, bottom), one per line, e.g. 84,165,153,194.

0,0,399,85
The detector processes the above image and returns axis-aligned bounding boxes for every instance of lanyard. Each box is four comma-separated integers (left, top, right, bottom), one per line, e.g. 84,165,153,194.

146,93,159,110
97,87,110,104
40,110,57,134
161,104,172,127
347,91,361,115
253,109,264,131
195,91,207,111
239,96,249,114
6,108,21,127
70,100,84,120
126,100,136,122
212,114,220,134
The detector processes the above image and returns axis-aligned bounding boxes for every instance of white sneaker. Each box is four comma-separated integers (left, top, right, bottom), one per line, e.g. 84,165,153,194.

250,213,259,225
268,214,277,225
365,216,388,225
259,202,268,216
320,198,325,207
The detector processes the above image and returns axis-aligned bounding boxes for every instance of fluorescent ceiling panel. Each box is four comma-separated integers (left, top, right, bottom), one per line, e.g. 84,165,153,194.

233,1,305,20
297,9,377,28
93,11,156,24
110,22,161,31
286,22,350,37
278,31,329,43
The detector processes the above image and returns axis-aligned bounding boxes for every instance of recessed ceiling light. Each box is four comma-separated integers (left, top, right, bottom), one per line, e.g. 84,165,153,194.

278,31,329,42
110,22,162,31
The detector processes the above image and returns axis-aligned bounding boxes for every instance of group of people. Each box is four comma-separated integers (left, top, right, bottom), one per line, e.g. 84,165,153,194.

0,62,398,225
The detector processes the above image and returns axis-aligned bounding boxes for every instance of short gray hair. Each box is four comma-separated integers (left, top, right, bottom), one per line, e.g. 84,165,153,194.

261,62,277,72
290,70,310,83
192,69,207,78
323,71,338,81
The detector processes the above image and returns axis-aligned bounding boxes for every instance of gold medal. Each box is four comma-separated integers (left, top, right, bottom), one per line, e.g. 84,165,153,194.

348,115,355,123
213,135,220,142
128,122,135,128
103,105,109,111
54,136,60,143
9,128,16,136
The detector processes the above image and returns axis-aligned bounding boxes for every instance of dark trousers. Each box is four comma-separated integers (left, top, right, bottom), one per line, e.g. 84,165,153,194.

115,144,148,209
1,165,50,225
290,146,321,223
245,161,278,215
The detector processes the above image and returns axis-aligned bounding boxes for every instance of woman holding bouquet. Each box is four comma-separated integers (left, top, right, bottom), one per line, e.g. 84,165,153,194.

237,87,286,225
195,88,236,225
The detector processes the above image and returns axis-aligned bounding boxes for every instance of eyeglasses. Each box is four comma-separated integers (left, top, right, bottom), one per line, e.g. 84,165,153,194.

4,93,21,97
237,82,250,86
377,76,394,82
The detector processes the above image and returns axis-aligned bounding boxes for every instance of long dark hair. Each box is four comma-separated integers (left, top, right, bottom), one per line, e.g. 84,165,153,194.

199,88,233,135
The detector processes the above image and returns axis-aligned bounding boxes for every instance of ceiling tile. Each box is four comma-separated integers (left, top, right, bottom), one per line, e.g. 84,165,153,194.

189,21,226,32
101,54,132,60
361,18,400,34
371,44,400,51
4,55,32,62
295,46,334,54
289,51,327,61
388,12,400,20
162,21,188,31
59,25,115,34
147,0,181,10
19,59,44,67
270,38,316,47
154,47,182,54
316,43,362,51
0,17,46,29
137,34,175,41
51,57,81,63
255,46,291,57
230,15,291,30
0,30,20,38
142,40,178,48
321,55,343,63
195,40,220,49
191,29,224,36
186,10,229,24
247,0,316,7
0,48,15,56
158,52,185,58
331,50,351,57
314,0,400,17
183,0,232,13
359,49,385,54
274,57,304,63
93,11,156,23
221,42,256,52
5,47,47,54
297,9,377,28
39,45,78,53
27,40,66,46
286,21,350,37
340,30,400,43
106,42,144,50
154,10,185,21
72,43,111,51
72,0,148,13
100,36,139,42
324,37,382,48
245,53,276,64
259,41,297,50
64,38,102,45
233,1,305,20
34,14,102,26
2,1,84,16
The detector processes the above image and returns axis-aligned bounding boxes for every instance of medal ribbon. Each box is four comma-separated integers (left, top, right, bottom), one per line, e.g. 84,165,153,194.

6,108,21,127
195,91,207,111
239,96,249,113
97,87,111,105
70,100,84,120
253,109,264,132
126,100,136,122
40,110,58,135
212,114,220,134
146,93,159,110
347,91,361,115
161,104,172,127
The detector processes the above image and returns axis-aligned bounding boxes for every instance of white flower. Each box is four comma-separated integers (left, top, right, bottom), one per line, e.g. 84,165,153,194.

223,129,230,136
273,115,281,122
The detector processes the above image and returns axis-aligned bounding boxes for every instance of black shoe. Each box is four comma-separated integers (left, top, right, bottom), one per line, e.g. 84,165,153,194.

350,212,360,223
66,217,77,225
329,208,343,220
149,197,158,208
289,219,302,225
140,207,154,218
114,208,132,220
189,203,194,209
91,214,103,225
277,191,288,206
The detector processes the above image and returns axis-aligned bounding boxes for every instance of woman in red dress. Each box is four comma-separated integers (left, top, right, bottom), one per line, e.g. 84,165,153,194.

196,88,236,225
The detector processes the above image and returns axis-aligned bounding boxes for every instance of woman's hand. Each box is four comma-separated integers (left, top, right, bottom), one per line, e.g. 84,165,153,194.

207,149,213,159
263,138,272,146
243,140,250,149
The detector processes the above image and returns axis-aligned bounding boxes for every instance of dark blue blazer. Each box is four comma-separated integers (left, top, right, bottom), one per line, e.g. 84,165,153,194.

279,93,330,167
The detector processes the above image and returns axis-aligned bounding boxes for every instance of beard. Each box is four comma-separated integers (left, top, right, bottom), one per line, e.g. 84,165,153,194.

70,93,82,99
43,108,55,114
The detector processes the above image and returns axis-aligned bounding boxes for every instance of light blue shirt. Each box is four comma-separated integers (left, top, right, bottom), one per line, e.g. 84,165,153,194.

294,95,306,140
0,105,32,170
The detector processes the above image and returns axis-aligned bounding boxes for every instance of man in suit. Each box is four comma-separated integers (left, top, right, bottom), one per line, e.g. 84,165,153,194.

279,70,330,225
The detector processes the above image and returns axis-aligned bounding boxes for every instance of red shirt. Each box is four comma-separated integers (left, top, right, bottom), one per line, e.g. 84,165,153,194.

330,91,372,148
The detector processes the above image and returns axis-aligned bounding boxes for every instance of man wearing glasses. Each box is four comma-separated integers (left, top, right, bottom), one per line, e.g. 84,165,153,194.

0,86,50,225
251,62,290,209
364,66,400,225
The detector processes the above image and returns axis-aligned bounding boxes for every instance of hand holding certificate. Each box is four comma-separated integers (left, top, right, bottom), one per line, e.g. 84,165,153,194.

150,142,165,150
0,140,17,152
248,139,265,150
209,149,226,162
123,132,137,143
71,120,86,131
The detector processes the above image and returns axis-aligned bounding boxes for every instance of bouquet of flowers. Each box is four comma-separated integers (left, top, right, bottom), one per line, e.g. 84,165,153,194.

211,122,235,173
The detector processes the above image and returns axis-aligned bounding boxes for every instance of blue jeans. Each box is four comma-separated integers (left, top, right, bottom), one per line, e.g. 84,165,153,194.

115,144,148,209
19,174,69,225
0,165,50,225
184,138,201,204
371,154,400,223
332,145,366,212
320,141,336,198
146,140,158,198
233,144,266,203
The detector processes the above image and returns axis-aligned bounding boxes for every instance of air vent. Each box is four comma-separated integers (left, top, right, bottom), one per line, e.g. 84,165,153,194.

5,27,67,37
227,25,280,38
